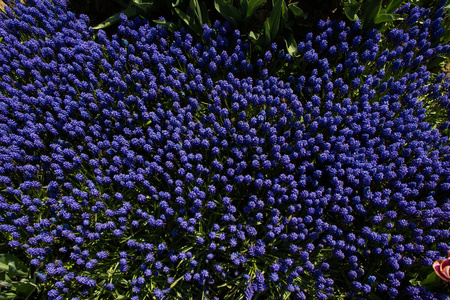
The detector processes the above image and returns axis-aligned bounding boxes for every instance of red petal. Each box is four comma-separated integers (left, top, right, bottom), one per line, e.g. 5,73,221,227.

433,259,450,282
441,259,450,282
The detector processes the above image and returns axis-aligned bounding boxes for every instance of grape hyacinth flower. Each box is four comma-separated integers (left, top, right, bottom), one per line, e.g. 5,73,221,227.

0,0,450,299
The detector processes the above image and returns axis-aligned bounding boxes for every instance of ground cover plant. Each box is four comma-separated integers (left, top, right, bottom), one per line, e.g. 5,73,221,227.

1,0,450,299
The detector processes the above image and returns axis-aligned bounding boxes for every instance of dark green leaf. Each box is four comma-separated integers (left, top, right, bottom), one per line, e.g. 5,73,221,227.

91,6,137,29
374,13,396,23
288,2,307,18
130,0,154,11
190,0,203,24
361,0,382,26
177,7,202,34
264,18,271,44
15,282,37,299
343,2,362,21
199,1,210,26
153,19,178,32
214,0,241,26
0,254,28,276
268,0,283,41
385,0,405,13
246,0,265,17
421,271,440,287
174,7,192,26
427,56,448,70
240,0,249,18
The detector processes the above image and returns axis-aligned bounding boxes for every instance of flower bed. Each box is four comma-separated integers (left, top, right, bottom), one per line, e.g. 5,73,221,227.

1,0,450,299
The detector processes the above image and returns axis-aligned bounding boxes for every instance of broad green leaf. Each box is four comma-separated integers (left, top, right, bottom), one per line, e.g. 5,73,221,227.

240,0,249,18
190,0,203,24
175,7,202,35
91,6,137,29
427,56,448,69
0,254,28,276
374,13,396,24
343,2,362,21
246,0,265,17
15,282,37,299
153,19,178,32
264,19,271,45
214,0,242,26
420,271,440,287
268,0,283,41
385,0,405,13
361,0,382,26
199,1,210,26
281,0,288,21
283,33,298,57
0,262,9,273
288,2,307,18
174,8,192,27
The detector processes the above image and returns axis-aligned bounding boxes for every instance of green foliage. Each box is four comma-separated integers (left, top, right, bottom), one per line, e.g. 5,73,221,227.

341,0,404,29
0,254,37,300
246,0,307,56
173,0,209,37
214,0,266,29
92,0,154,29
439,2,450,45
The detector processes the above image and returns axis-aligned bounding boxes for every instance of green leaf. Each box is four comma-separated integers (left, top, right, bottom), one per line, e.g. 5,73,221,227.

249,30,260,41
153,19,178,32
427,56,448,69
214,0,242,26
288,2,307,18
374,12,396,23
361,0,382,26
190,0,203,24
385,0,405,13
15,282,37,299
283,33,298,57
246,0,265,17
264,19,271,45
0,254,28,277
421,271,440,287
0,292,16,300
268,0,283,41
343,1,362,21
130,0,154,11
172,0,182,7
240,0,249,18
199,1,210,26
174,8,193,27
91,6,137,29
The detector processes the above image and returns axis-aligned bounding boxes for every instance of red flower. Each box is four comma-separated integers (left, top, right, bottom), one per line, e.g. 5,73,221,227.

433,250,450,282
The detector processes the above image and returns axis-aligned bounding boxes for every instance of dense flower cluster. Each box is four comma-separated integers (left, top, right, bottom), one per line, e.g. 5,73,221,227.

1,0,450,299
